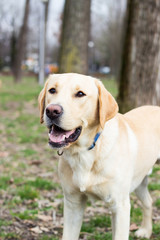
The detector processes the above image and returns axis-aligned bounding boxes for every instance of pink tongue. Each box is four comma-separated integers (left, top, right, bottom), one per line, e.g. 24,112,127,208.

49,129,75,143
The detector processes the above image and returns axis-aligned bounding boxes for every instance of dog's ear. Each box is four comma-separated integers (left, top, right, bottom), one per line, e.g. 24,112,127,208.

38,79,49,124
96,80,118,128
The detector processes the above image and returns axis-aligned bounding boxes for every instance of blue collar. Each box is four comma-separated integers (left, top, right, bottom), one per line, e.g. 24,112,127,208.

88,132,101,150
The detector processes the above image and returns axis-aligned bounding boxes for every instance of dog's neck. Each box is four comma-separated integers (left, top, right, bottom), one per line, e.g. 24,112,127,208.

73,125,102,152
88,132,101,150
62,125,102,192
62,117,119,192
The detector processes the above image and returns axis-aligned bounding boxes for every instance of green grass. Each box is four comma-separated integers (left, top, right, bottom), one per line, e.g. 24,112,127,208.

40,236,59,240
151,165,160,174
102,76,118,97
21,148,38,157
27,177,56,190
0,232,20,239
17,185,39,200
88,232,112,240
0,219,12,227
155,198,160,208
0,75,159,240
148,182,160,191
12,209,38,220
0,76,40,115
153,223,160,235
81,215,111,238
0,176,11,189
130,202,142,224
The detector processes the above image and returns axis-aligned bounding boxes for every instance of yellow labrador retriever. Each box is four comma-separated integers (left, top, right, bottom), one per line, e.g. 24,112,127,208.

38,73,160,240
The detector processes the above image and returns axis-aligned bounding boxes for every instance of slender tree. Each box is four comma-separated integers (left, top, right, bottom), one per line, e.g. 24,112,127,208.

59,0,91,74
118,0,160,113
10,19,17,72
45,0,50,61
13,0,30,82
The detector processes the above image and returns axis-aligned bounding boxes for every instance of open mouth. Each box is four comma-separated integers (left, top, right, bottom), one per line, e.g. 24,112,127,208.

48,124,82,148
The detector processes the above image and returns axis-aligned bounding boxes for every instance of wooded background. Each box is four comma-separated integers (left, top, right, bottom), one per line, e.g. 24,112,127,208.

0,0,160,111
0,1,160,240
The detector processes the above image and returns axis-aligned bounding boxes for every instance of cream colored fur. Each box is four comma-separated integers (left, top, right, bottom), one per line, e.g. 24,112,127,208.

38,73,160,240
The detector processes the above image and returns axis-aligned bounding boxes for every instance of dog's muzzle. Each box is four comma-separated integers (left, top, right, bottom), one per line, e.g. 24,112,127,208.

48,125,82,148
45,104,82,148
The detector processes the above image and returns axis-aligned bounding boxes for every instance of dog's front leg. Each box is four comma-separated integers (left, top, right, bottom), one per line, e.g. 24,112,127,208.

112,197,131,240
62,194,87,240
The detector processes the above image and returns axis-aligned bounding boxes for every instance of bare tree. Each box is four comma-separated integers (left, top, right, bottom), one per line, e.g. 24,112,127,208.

45,0,50,62
13,0,30,82
10,21,17,71
59,0,91,74
118,0,160,113
90,0,126,76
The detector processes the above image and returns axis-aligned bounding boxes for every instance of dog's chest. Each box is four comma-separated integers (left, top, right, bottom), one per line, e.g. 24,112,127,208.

65,151,94,191
64,151,112,202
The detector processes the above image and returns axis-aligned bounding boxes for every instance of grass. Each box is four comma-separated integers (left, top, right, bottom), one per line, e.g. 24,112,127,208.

0,219,12,227
17,185,40,200
11,209,38,220
40,236,59,240
155,198,160,208
0,74,160,239
27,177,58,190
102,75,118,98
0,232,20,240
148,183,160,191
81,215,112,239
0,176,11,189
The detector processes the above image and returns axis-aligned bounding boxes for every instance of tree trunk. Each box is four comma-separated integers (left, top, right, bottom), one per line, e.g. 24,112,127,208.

10,28,17,71
59,0,91,74
45,0,50,28
45,0,50,60
13,0,30,82
118,0,160,113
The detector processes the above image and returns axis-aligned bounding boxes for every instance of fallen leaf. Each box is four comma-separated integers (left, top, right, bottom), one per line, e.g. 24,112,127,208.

37,199,52,208
30,226,42,234
157,170,160,175
37,214,52,222
40,227,49,232
0,151,9,157
130,223,138,231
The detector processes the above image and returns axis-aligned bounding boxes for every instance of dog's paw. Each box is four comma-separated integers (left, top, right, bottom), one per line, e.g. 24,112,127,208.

135,228,152,239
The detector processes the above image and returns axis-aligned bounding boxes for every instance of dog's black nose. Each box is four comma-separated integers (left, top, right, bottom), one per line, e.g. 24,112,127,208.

46,104,63,119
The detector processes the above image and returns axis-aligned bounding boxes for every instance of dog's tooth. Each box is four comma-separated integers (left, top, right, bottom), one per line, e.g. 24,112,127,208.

62,135,66,141
50,125,54,134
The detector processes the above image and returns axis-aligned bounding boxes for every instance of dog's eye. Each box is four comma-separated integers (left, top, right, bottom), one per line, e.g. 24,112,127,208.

75,91,86,97
49,88,56,94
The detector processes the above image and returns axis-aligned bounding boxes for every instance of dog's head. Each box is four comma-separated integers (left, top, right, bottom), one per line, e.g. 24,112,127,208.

38,73,118,149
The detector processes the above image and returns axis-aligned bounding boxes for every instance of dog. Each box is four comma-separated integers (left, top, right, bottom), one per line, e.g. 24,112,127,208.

38,73,160,240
